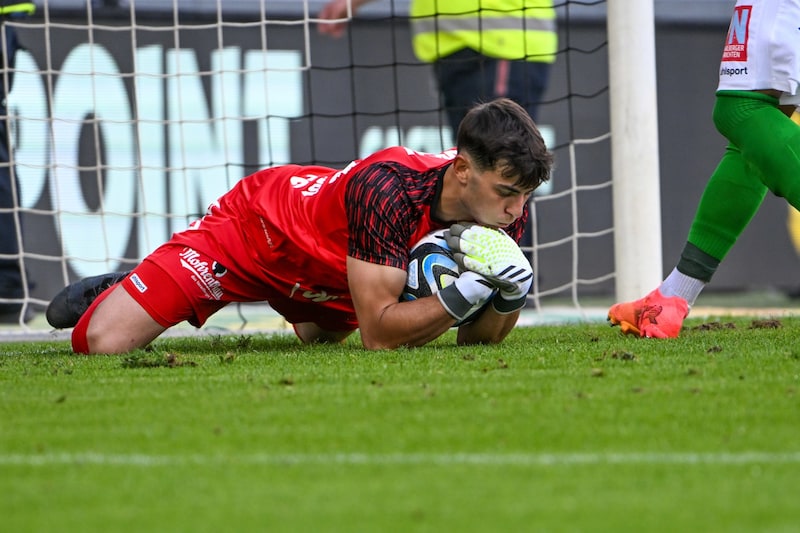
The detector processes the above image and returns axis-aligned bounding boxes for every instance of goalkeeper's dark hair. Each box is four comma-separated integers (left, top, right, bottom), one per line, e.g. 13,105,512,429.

456,97,553,191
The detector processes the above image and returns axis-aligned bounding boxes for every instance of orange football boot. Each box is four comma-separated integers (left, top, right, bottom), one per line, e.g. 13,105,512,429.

608,288,689,338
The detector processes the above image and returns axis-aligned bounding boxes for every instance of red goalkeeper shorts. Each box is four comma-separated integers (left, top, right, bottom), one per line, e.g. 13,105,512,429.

121,242,358,332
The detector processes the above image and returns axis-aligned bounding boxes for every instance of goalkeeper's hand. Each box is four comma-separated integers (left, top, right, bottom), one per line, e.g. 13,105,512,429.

444,223,533,314
436,270,495,323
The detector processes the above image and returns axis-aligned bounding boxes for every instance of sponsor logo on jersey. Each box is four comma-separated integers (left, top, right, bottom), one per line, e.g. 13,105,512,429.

289,281,340,303
722,5,751,62
258,216,274,248
212,261,227,277
302,289,339,303
130,273,148,293
720,66,748,77
179,247,225,300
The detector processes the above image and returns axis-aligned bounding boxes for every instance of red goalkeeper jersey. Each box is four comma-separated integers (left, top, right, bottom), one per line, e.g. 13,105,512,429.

167,146,527,327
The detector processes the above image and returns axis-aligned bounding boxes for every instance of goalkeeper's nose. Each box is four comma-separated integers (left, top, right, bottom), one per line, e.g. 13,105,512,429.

505,194,527,221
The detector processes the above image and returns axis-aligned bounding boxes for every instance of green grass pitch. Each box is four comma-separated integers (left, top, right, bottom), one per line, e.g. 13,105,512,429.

2,316,800,532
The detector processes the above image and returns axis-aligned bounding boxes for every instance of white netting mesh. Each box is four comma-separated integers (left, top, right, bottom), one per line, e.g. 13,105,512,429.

2,0,620,334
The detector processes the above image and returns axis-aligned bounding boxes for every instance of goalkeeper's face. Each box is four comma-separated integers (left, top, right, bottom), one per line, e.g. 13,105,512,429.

459,157,533,229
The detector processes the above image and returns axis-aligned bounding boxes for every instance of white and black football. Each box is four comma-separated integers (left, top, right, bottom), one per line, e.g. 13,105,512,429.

401,229,495,326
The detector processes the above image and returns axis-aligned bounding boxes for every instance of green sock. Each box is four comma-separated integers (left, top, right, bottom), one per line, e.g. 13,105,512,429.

680,91,800,278
684,142,767,265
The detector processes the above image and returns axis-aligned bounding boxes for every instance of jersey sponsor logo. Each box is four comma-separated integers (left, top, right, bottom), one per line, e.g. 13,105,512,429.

130,273,148,293
178,247,225,300
722,5,751,62
258,216,274,248
212,261,227,278
289,281,340,303
302,290,339,303
720,66,749,77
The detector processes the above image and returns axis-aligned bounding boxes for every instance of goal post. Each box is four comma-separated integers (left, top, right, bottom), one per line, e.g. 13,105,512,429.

607,0,664,302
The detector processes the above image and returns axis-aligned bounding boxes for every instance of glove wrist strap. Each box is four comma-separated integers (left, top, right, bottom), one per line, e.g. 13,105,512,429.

491,293,526,314
437,284,474,321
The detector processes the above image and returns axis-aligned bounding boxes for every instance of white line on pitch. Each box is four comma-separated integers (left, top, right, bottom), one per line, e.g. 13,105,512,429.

3,451,800,467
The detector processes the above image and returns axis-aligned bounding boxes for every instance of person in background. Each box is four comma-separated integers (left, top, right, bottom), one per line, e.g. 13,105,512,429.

317,0,557,129
0,1,35,324
608,0,800,338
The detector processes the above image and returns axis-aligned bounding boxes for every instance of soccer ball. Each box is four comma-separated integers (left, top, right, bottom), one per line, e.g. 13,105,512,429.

401,229,495,326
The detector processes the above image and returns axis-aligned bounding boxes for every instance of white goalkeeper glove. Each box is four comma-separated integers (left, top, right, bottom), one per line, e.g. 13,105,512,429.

444,223,533,314
436,270,495,323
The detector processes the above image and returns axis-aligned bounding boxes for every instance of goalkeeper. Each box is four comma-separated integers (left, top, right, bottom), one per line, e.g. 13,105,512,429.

45,98,552,354
609,0,800,338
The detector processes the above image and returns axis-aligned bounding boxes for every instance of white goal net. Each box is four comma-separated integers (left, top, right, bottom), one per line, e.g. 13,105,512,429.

1,0,660,334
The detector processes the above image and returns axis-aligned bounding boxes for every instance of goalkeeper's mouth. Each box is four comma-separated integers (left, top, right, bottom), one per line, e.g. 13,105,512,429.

471,212,518,230
488,217,516,230
472,219,501,230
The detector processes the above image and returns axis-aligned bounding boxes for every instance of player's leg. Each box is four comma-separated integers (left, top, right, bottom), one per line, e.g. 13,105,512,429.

269,294,357,344
293,322,353,344
666,92,797,305
608,146,756,337
608,94,772,338
75,283,167,354
433,48,496,130
714,91,800,209
46,271,131,329
611,0,800,337
70,259,197,354
677,143,768,286
503,60,551,122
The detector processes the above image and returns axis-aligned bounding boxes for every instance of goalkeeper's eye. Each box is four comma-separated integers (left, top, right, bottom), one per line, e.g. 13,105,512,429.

496,184,533,199
496,185,521,197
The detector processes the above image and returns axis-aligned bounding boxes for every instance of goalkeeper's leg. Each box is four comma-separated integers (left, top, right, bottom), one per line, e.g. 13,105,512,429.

71,253,226,354
72,282,167,354
293,322,353,344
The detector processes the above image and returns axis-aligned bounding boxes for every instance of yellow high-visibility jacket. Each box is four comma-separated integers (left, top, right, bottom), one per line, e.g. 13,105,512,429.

0,2,35,16
410,0,557,63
